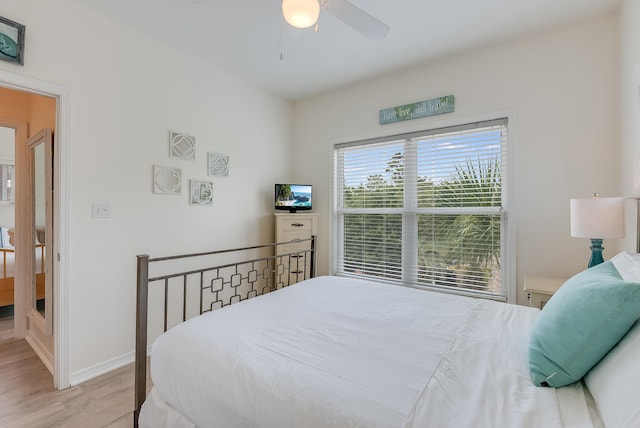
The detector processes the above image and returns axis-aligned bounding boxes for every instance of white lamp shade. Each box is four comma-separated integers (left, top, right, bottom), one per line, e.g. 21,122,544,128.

570,197,625,239
282,0,320,29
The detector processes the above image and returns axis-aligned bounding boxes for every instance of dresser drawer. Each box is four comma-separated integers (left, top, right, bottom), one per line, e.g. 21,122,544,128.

279,219,312,235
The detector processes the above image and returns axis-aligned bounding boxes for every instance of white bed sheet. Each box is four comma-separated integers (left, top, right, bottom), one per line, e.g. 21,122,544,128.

140,276,600,428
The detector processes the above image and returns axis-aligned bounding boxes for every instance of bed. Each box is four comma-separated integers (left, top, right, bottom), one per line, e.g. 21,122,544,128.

134,239,640,428
0,228,46,309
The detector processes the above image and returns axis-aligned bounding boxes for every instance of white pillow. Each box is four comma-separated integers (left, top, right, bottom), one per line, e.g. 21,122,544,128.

610,251,640,282
584,319,640,428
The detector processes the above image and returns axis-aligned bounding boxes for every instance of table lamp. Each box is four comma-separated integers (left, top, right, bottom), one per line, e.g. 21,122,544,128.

570,194,624,268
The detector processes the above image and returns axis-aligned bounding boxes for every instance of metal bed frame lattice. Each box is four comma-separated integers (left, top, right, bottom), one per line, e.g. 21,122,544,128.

133,237,316,427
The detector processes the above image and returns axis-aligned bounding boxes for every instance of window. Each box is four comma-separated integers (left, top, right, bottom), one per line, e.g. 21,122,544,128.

0,161,14,203
334,118,509,300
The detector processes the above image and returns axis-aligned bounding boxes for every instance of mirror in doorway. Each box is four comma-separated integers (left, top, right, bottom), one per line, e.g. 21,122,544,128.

26,128,53,334
33,140,45,315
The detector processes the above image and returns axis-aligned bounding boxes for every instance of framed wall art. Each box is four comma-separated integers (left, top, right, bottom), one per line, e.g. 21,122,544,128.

169,130,195,160
208,152,229,177
190,180,213,205
0,16,25,66
153,165,182,195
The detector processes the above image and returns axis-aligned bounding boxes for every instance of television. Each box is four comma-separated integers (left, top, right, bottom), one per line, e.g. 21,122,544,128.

275,184,312,213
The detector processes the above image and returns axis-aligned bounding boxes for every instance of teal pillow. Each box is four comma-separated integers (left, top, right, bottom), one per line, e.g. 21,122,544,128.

529,261,640,387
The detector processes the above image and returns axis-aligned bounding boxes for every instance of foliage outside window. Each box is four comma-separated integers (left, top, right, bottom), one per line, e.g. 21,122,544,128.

334,119,508,300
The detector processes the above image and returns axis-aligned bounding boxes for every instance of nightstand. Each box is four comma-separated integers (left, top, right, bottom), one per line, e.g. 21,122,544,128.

524,276,566,309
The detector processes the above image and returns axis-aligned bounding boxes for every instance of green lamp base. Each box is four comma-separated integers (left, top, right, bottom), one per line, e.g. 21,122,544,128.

587,238,605,268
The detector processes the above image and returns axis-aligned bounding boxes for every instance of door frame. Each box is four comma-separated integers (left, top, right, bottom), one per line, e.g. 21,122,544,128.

0,70,70,389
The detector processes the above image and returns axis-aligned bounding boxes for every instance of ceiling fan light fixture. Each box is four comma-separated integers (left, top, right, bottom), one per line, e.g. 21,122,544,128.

282,0,320,29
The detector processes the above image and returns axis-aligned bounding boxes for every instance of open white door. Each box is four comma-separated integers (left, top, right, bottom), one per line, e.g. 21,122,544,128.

15,128,54,374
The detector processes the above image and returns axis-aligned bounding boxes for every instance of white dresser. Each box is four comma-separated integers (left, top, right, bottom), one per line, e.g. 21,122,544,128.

274,213,318,287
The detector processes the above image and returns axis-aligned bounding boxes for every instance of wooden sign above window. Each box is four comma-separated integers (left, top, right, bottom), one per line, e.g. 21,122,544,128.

379,95,454,125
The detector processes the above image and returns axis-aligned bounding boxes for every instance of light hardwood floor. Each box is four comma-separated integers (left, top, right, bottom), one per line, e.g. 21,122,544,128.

0,324,141,428
0,315,13,341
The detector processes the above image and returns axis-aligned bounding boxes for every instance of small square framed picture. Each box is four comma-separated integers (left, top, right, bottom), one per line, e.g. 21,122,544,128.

190,180,213,205
153,165,182,195
0,16,25,66
208,152,229,177
169,130,196,160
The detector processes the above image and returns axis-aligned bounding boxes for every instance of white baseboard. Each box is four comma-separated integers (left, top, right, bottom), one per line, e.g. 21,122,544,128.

70,351,134,386
69,345,152,386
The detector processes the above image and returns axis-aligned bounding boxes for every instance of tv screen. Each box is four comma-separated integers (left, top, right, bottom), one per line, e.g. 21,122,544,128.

275,184,312,212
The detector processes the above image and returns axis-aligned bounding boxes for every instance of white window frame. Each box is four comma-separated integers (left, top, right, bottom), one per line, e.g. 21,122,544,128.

0,157,14,205
331,118,512,302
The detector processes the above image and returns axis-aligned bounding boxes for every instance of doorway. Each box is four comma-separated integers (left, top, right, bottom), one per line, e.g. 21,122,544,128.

0,93,55,378
0,126,15,339
0,69,69,389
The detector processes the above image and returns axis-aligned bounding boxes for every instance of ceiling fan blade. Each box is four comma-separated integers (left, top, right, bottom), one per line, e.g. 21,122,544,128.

324,0,390,41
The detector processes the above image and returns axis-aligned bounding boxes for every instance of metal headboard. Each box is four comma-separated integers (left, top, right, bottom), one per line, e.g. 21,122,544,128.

133,237,316,426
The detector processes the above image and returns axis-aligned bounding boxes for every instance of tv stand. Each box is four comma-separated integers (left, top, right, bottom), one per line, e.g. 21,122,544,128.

274,213,318,287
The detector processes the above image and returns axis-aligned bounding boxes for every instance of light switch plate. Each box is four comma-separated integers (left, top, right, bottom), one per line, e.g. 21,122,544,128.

92,203,110,218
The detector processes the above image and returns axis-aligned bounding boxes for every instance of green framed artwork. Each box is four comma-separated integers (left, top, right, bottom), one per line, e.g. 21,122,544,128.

190,180,213,206
0,16,24,66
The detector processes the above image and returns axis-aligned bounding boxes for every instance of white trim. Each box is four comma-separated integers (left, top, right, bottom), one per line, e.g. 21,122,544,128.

505,112,518,304
635,66,640,192
328,109,514,147
0,70,70,389
70,351,133,386
330,147,339,275
25,309,54,374
329,110,516,301
54,86,71,389
70,345,152,386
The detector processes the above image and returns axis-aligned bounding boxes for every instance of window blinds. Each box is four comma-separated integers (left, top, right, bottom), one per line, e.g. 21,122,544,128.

0,164,13,202
334,118,508,300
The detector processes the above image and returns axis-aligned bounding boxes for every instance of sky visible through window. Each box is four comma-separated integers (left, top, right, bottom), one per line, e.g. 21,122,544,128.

342,128,502,187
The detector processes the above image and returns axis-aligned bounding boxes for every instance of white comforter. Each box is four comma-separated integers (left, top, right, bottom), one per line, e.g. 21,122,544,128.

140,276,599,428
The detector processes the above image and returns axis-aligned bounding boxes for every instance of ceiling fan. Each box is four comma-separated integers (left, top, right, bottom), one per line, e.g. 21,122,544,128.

281,0,390,41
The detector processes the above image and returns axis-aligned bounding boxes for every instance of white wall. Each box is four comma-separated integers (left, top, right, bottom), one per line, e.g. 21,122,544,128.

0,0,293,381
620,0,640,247
0,0,627,383
292,12,621,305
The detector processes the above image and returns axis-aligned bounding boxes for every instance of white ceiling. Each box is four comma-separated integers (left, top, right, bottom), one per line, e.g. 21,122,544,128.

74,0,621,101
